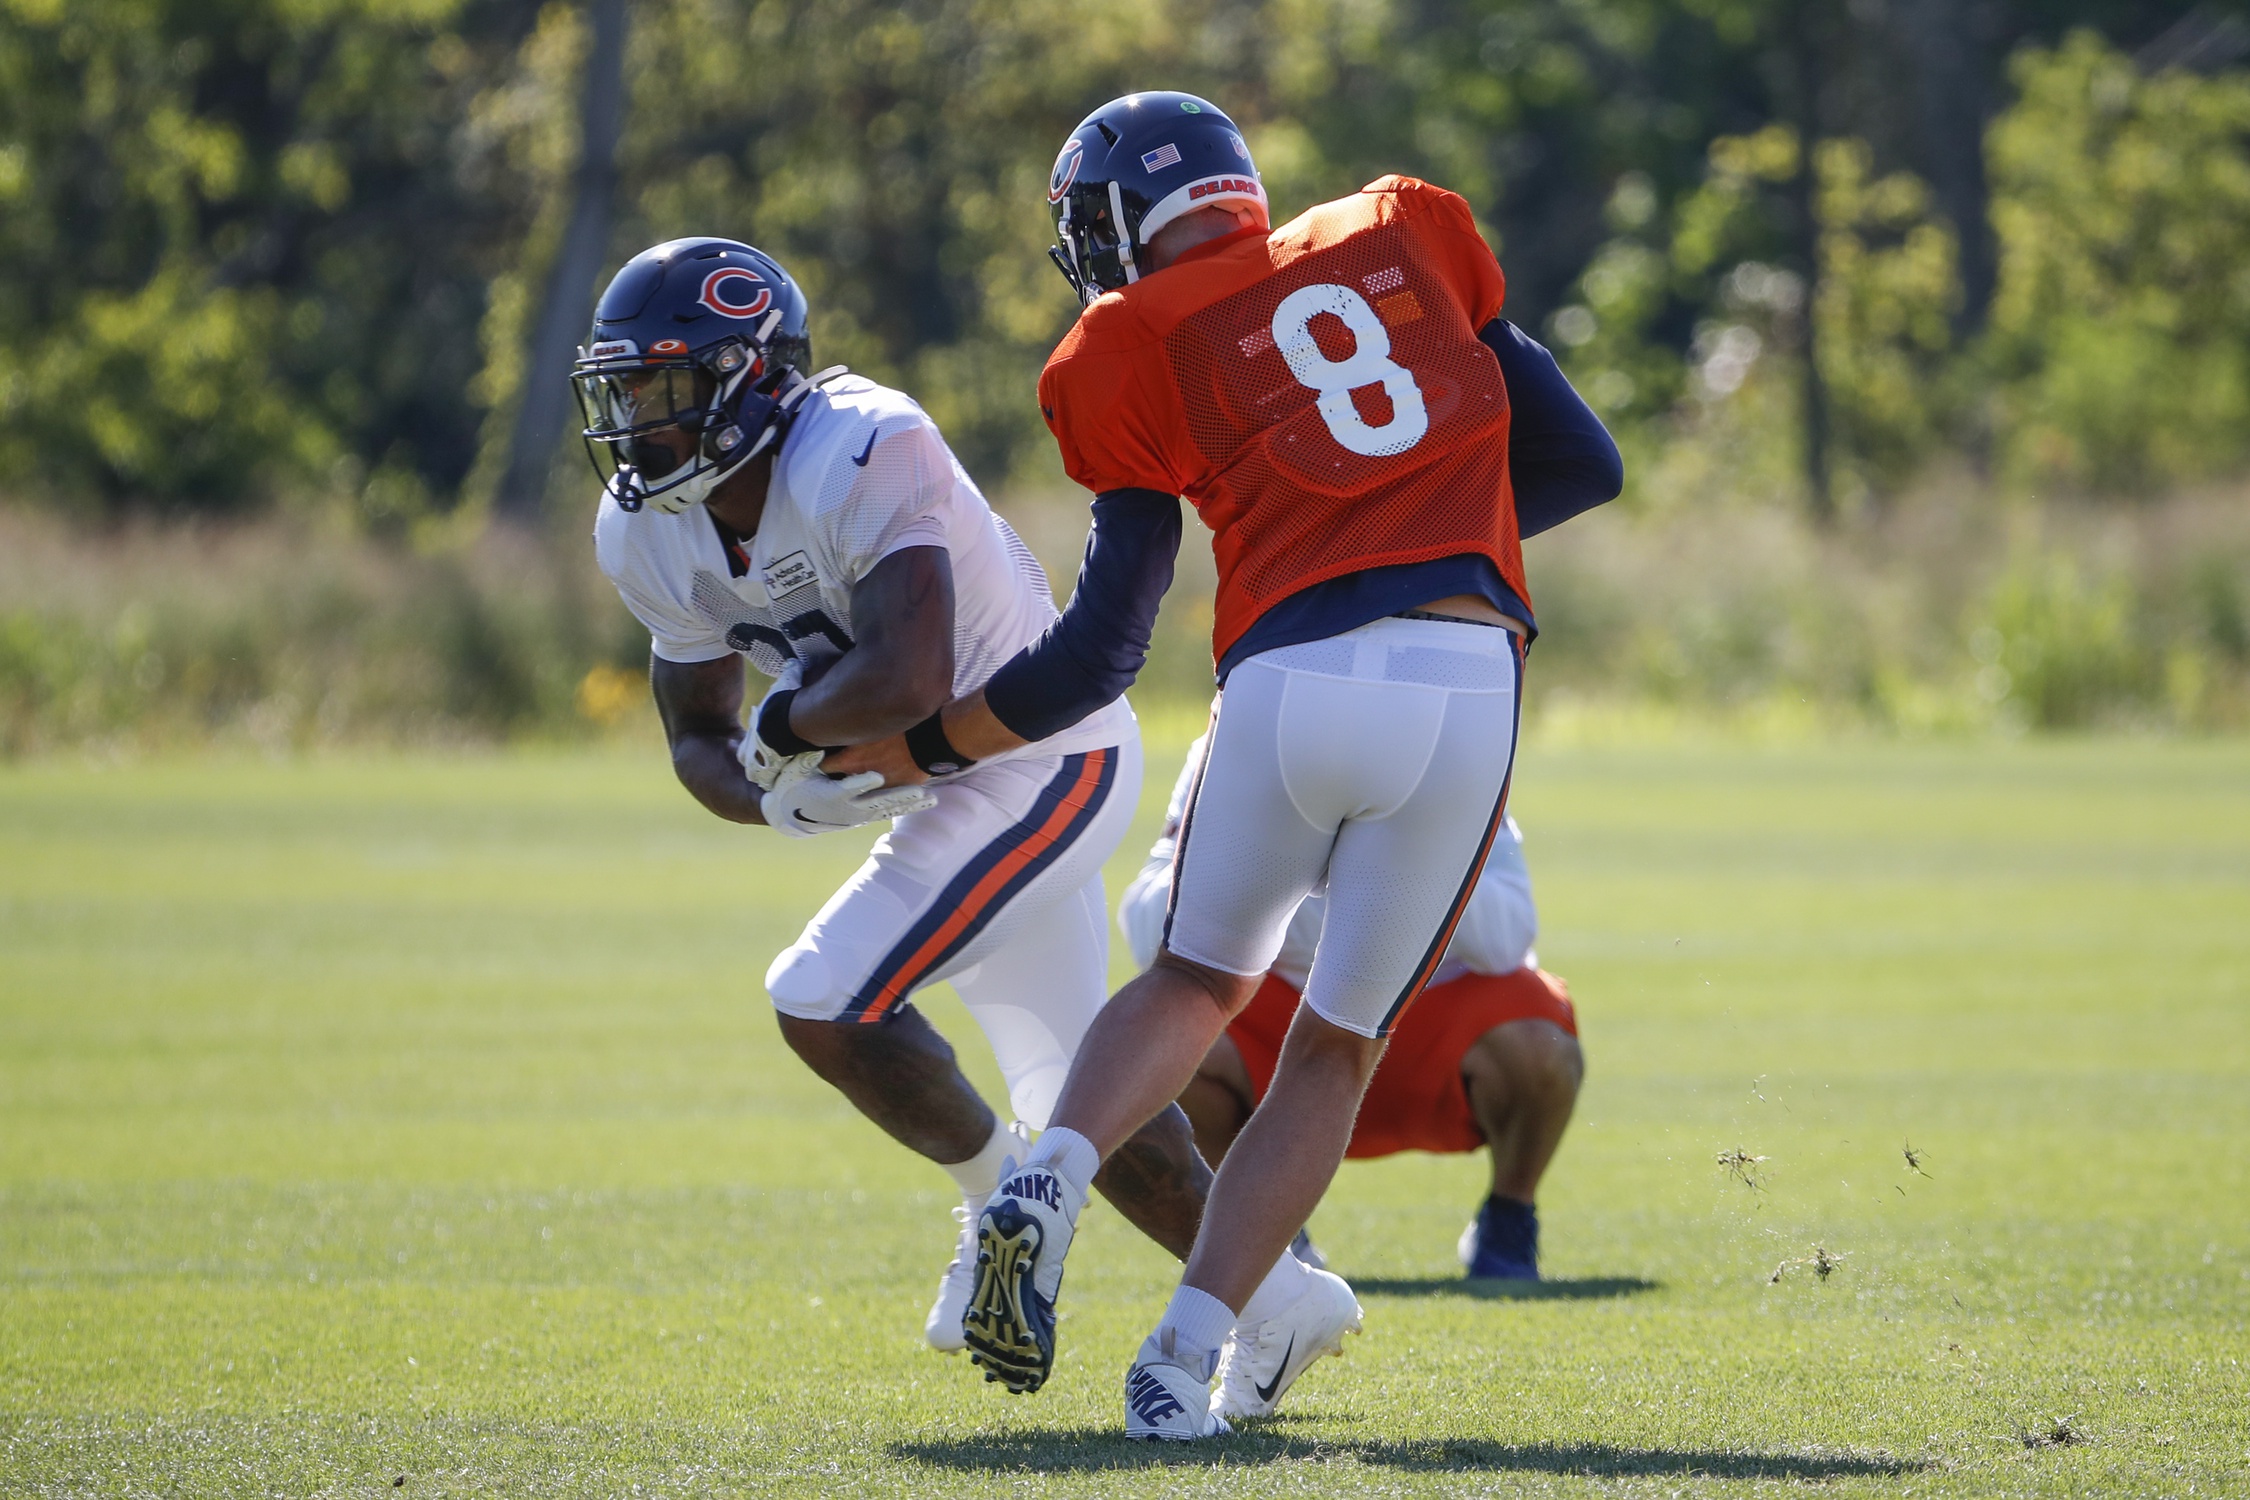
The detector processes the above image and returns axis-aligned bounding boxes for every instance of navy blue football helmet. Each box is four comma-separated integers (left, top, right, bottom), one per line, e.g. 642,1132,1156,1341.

572,238,840,513
1046,92,1266,304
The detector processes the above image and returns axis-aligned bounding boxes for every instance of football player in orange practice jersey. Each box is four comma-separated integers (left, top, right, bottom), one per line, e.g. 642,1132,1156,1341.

823,92,1620,1437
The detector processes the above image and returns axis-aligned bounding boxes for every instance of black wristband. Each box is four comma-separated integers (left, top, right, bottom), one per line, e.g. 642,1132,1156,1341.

755,689,831,756
904,711,975,776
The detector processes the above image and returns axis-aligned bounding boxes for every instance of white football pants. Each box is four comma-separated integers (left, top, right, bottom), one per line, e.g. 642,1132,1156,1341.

1162,615,1524,1038
764,737,1142,1127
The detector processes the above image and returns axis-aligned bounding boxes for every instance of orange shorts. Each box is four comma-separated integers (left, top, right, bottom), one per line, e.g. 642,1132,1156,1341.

1226,967,1578,1158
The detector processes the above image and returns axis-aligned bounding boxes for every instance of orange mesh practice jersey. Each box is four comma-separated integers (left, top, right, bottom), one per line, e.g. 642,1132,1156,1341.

1039,176,1524,665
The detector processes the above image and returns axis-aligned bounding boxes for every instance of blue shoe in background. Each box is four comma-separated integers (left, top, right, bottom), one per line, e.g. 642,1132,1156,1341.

1457,1194,1540,1280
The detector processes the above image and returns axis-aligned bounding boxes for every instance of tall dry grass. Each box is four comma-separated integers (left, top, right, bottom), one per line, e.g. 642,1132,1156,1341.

0,509,645,757
3,484,2246,758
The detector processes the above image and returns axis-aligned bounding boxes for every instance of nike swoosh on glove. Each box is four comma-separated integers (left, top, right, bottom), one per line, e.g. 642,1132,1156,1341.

760,758,936,839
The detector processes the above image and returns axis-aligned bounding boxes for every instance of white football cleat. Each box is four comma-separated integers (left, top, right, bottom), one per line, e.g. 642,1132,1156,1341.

1125,1354,1230,1441
924,1203,979,1353
962,1156,1085,1393
1211,1266,1363,1421
926,1125,1033,1353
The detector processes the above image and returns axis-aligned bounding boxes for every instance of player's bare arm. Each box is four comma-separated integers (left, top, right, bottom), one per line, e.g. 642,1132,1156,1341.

785,544,955,746
929,685,1023,764
651,652,767,825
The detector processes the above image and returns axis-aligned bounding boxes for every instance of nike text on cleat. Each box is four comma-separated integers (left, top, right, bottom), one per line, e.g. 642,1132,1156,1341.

961,1162,1082,1394
1211,1266,1362,1421
1125,1358,1230,1441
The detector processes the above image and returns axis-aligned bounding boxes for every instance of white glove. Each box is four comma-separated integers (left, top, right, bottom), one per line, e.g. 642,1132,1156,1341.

759,757,937,839
740,732,819,792
741,673,812,790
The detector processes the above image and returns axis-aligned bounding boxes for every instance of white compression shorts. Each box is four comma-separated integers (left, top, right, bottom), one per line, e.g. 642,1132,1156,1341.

1162,614,1524,1039
1117,743,1539,991
764,737,1142,1127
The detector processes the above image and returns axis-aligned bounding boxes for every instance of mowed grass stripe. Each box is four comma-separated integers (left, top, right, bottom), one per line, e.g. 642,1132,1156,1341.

2,735,2246,1496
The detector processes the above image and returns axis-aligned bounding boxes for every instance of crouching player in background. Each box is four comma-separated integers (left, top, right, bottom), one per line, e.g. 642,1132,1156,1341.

1120,736,1583,1290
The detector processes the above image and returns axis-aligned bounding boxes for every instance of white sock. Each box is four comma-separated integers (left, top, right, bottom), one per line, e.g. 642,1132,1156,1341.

940,1119,1018,1201
1147,1283,1236,1381
1237,1249,1314,1326
1026,1125,1100,1197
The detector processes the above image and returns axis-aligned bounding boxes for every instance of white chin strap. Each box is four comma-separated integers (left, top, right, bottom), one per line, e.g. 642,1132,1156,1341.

1108,179,1140,289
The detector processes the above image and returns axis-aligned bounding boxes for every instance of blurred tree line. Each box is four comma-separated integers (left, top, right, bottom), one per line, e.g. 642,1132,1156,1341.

2,0,2247,525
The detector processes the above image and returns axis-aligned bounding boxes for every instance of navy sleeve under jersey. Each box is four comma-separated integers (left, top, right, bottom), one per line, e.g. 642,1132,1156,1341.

1479,319,1623,538
981,488,1182,743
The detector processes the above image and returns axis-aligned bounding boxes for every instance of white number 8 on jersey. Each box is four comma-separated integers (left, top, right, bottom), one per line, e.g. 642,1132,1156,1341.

1271,282,1430,458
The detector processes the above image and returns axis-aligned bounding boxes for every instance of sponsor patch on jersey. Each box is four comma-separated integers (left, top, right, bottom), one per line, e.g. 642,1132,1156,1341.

761,550,817,597
1048,139,1084,203
698,267,774,320
586,338,638,360
1140,142,1182,173
1186,175,1259,204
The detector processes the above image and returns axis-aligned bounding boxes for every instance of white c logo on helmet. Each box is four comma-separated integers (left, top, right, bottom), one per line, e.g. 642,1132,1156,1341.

1049,138,1085,203
698,267,774,319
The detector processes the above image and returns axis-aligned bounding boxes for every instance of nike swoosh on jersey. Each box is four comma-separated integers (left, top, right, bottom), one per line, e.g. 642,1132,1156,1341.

1254,1334,1296,1404
851,430,878,466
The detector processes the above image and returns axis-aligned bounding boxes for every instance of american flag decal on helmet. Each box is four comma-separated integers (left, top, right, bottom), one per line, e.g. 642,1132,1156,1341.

1140,142,1182,172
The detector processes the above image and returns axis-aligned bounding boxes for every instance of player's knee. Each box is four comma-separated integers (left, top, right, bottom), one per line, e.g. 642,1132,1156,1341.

1475,1019,1583,1104
1539,1029,1586,1102
1278,1004,1388,1087
1152,947,1262,1018
767,946,868,1071
765,943,840,1018
773,1008,856,1071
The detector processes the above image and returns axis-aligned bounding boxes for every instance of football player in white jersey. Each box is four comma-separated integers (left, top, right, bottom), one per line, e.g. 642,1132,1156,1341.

573,237,1309,1360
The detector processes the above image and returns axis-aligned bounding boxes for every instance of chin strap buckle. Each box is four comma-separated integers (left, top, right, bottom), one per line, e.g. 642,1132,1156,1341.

1107,179,1140,287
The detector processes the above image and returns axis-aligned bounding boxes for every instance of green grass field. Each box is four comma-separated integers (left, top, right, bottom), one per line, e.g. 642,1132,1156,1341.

3,730,2246,1497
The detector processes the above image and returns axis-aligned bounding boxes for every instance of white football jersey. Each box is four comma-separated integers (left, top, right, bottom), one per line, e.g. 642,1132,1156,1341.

594,373,1132,762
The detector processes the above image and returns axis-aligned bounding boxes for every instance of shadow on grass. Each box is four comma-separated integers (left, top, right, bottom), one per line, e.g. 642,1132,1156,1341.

894,1432,1921,1478
1350,1275,1661,1301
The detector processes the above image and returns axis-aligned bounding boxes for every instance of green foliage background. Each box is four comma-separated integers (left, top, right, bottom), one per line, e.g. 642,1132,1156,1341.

3,1,2250,752
5,0,2250,516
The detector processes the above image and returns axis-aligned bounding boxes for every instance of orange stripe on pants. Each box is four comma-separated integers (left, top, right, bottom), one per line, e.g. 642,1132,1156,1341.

857,748,1110,1021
